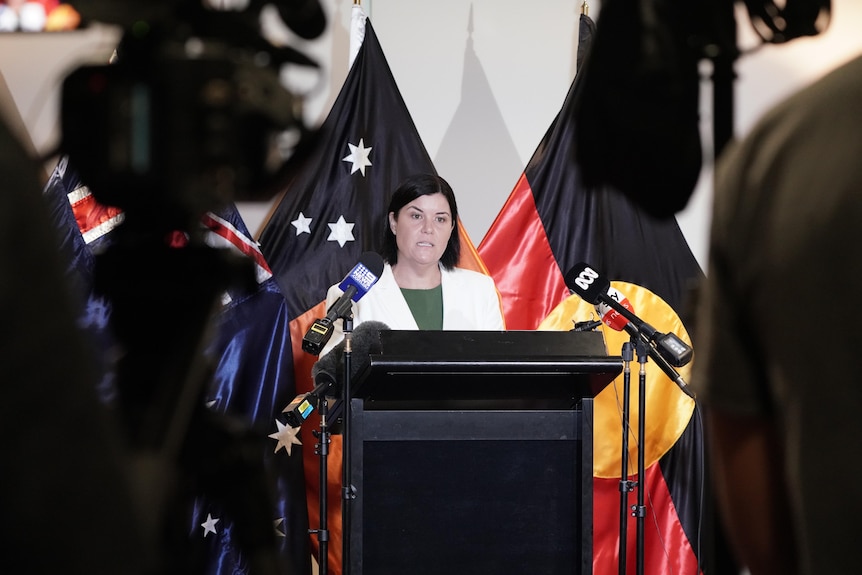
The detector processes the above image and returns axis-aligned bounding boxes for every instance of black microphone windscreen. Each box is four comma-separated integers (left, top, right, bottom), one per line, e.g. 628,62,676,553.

311,339,343,383
564,262,611,305
350,321,388,353
310,321,389,387
348,321,388,378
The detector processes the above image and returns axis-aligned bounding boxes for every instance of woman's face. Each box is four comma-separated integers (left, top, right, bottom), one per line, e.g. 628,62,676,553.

389,192,454,268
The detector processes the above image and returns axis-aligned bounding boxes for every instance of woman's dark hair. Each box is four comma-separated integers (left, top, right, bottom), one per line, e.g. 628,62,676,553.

380,173,461,269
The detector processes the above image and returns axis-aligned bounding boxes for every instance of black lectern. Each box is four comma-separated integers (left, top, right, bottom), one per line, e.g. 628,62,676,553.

346,330,621,575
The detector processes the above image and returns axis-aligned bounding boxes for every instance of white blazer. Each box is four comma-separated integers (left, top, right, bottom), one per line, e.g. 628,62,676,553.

320,263,505,356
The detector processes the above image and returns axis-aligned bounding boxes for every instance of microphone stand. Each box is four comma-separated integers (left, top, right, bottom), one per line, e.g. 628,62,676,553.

618,341,635,575
340,317,354,575
618,334,651,575
635,338,648,575
307,313,355,575
311,392,332,575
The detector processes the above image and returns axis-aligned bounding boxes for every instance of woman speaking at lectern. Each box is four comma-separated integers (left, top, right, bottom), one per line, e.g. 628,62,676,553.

320,173,504,356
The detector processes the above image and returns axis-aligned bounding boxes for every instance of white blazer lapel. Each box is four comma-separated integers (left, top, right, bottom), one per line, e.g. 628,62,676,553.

365,264,418,330
440,266,462,330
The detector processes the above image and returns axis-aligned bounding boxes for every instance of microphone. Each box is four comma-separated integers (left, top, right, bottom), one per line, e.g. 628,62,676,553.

595,286,635,332
595,286,689,362
573,319,603,332
302,252,385,355
565,263,693,367
284,321,389,427
565,262,696,399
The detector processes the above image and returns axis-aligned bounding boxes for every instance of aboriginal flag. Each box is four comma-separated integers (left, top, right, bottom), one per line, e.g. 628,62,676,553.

478,12,706,575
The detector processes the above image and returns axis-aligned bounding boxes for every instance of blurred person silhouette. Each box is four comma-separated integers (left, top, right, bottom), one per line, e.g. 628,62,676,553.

0,114,152,573
693,51,862,575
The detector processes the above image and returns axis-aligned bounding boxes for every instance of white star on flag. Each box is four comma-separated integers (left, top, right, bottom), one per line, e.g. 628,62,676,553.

274,517,286,538
269,420,302,456
291,212,312,236
342,138,373,176
201,513,219,537
327,215,355,247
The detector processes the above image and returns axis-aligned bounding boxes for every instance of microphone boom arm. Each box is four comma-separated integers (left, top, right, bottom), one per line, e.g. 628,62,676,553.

623,324,695,400
597,292,693,368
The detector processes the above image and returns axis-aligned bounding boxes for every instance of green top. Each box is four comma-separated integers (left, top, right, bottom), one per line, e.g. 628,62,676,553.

400,284,443,330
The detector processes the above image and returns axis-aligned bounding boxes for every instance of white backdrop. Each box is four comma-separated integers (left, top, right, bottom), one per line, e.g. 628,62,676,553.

2,0,862,269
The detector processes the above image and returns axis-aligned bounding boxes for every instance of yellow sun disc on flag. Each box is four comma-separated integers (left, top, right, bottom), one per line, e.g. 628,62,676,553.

538,281,695,478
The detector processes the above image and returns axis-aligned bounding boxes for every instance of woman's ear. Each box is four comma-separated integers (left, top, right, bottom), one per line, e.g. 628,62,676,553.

388,212,396,234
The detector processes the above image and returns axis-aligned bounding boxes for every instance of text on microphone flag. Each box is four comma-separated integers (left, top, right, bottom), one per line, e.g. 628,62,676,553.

346,263,378,293
596,286,633,331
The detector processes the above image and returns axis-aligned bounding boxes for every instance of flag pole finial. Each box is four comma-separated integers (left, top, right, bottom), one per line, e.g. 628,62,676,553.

581,1,589,16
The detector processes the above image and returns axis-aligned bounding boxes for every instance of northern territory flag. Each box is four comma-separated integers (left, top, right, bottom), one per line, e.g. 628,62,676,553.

257,8,488,574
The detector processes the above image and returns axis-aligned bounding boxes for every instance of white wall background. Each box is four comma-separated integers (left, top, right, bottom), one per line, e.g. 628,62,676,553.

2,0,862,270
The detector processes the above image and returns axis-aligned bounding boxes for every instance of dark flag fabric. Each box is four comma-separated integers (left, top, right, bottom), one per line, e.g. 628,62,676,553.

42,156,123,400
478,12,706,575
479,13,700,332
193,207,312,575
257,9,489,574
41,157,312,575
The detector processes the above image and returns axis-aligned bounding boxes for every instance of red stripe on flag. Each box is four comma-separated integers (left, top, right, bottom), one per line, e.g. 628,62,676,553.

68,187,123,241
593,464,701,575
201,212,272,275
478,174,569,329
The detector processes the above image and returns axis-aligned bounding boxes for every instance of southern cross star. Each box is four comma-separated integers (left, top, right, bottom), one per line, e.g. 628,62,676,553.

342,138,372,176
327,215,355,247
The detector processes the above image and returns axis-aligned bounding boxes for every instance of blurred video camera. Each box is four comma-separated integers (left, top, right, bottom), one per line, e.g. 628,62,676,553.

59,0,324,232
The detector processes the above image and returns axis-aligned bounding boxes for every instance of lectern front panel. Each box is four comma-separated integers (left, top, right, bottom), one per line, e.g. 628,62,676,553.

348,403,593,575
